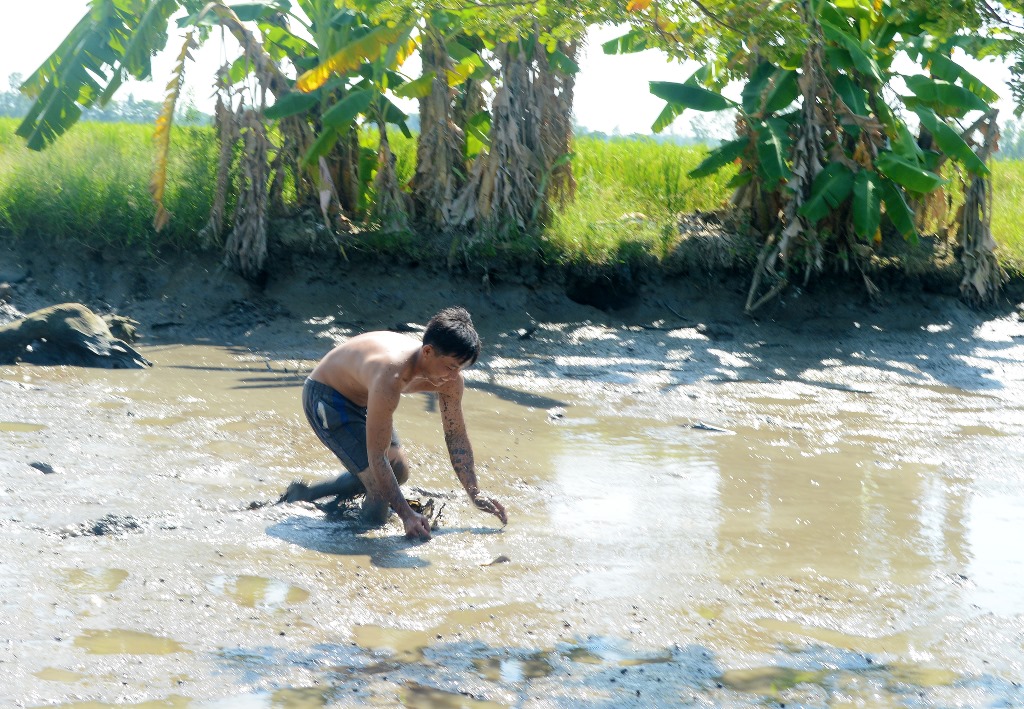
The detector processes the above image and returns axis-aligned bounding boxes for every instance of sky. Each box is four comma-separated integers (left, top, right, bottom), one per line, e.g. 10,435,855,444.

1,1,1017,136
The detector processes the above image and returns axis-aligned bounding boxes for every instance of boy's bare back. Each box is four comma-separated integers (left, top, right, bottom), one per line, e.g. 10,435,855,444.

309,331,447,406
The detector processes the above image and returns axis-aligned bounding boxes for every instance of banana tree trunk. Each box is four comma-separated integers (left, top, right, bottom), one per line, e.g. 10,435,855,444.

330,129,362,217
223,107,270,282
535,40,578,211
453,38,580,238
372,123,410,233
412,34,465,229
959,111,1003,304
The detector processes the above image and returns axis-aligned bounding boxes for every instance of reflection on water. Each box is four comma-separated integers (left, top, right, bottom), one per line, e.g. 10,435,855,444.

75,629,186,655
561,638,674,667
353,624,432,663
720,665,828,692
966,492,1024,615
541,397,1024,656
33,667,86,683
402,681,507,709
134,416,189,427
203,687,330,708
44,696,191,709
0,420,45,432
719,661,960,698
207,575,309,610
61,568,128,594
473,653,552,682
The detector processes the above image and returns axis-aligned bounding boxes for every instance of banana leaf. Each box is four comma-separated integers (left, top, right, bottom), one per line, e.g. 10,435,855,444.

820,20,883,84
394,73,435,99
833,74,867,116
18,1,162,150
742,62,799,117
689,138,747,178
924,53,1000,103
877,151,946,194
380,97,412,138
321,88,375,128
852,170,881,240
756,118,791,185
799,162,854,223
302,125,340,167
265,91,319,120
550,49,579,74
904,75,989,117
297,24,409,92
880,178,917,240
650,81,736,112
651,102,685,134
914,107,989,175
602,29,648,55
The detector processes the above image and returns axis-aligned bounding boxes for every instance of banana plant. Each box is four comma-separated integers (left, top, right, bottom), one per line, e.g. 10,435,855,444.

209,0,420,219
612,0,1003,308
17,0,208,150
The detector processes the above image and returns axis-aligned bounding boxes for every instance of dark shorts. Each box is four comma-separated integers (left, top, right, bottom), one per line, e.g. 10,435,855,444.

302,378,400,474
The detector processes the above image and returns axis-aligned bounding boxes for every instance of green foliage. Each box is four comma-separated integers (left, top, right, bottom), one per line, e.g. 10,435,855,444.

0,118,215,249
358,127,417,185
799,163,854,224
16,0,199,150
3,121,1024,276
541,137,735,265
630,0,1013,301
991,159,1024,276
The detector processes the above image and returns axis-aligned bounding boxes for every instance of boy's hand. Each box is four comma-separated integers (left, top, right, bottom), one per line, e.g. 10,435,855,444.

473,495,507,526
402,510,432,540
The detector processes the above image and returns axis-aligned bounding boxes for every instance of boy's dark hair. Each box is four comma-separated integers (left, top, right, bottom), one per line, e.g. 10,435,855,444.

423,306,481,365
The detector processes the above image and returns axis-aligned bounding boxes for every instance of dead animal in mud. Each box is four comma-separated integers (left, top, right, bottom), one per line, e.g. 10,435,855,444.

0,303,151,368
60,514,142,538
289,494,447,531
408,498,445,531
28,461,58,475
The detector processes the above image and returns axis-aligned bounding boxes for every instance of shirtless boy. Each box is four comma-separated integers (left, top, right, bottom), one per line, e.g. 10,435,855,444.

280,306,507,540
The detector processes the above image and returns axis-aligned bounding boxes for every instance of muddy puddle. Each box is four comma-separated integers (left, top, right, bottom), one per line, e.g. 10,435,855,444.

2,315,1024,707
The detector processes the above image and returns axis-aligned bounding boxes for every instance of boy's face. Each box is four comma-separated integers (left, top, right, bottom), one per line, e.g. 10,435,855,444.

422,345,470,386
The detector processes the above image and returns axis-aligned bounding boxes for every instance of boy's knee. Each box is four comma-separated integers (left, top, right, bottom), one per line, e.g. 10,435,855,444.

359,497,392,526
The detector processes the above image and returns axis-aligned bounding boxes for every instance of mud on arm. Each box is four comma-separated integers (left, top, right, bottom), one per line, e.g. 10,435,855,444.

440,383,507,525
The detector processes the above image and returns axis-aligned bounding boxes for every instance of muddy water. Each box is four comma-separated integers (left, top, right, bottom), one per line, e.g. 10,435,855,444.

2,326,1024,707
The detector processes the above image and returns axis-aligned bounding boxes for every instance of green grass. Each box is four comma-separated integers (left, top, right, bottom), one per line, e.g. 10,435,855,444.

992,160,1024,276
2,116,1024,276
542,136,735,266
0,118,216,250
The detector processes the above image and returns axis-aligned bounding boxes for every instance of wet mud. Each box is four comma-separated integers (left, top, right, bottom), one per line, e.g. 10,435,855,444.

2,246,1024,706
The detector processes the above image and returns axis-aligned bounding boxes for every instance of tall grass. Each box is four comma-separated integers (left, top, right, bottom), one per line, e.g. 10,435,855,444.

2,116,1024,275
542,136,734,266
0,118,216,250
991,161,1024,276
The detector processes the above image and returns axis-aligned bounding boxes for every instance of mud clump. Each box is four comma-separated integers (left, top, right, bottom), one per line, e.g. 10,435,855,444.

0,303,150,369
60,514,143,538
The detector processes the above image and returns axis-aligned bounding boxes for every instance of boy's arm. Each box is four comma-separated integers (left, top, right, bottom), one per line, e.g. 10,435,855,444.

439,379,507,525
366,374,431,539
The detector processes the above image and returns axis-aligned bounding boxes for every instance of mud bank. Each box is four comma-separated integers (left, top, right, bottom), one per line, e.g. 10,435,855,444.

2,243,1024,707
